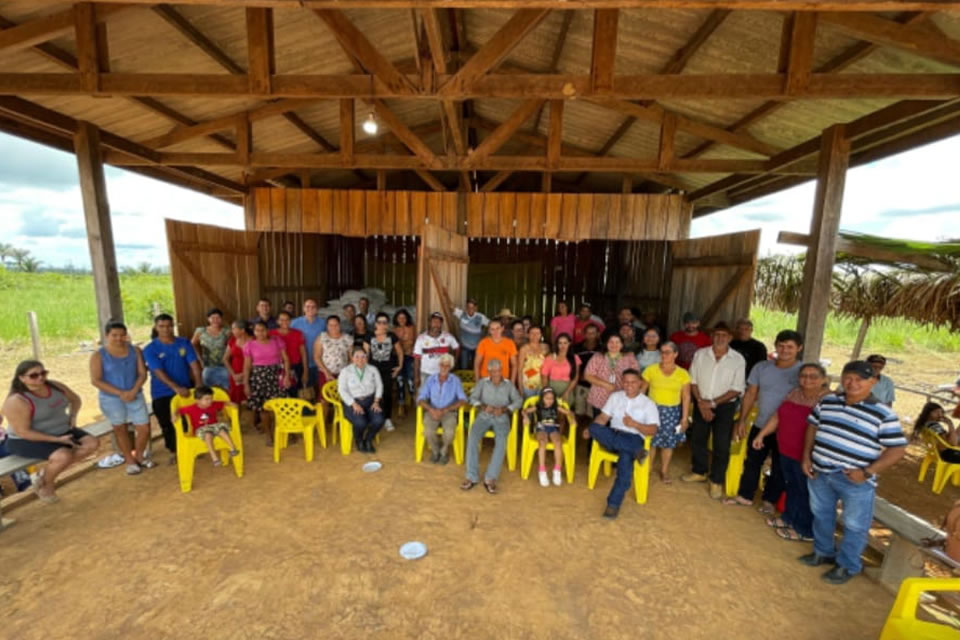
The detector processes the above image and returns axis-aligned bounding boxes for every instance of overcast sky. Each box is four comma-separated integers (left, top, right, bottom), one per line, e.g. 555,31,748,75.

0,130,958,269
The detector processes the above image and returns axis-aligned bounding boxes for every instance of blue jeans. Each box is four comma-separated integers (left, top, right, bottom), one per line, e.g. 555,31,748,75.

202,365,231,391
809,471,876,573
343,395,385,445
465,412,511,483
459,347,476,371
396,355,414,403
589,423,645,508
780,455,813,538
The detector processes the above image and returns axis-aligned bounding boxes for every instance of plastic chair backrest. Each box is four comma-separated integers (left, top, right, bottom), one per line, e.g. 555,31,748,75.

170,388,232,430
932,430,960,453
321,380,341,406
522,395,572,427
264,397,312,428
462,381,475,396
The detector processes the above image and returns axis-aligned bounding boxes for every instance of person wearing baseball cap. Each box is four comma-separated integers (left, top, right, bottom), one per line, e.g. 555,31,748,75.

669,311,711,370
799,360,907,585
412,312,459,391
865,354,896,407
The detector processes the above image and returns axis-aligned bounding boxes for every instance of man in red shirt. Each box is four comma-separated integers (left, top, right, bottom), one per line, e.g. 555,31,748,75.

573,303,605,344
669,311,712,369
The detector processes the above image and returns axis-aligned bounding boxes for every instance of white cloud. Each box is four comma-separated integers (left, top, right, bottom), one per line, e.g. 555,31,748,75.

692,133,960,254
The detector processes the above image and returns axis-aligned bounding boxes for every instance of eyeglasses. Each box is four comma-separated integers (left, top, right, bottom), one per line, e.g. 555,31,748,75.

26,369,49,379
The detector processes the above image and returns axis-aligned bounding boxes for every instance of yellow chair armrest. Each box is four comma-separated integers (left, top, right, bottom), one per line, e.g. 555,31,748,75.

890,577,960,620
934,433,960,452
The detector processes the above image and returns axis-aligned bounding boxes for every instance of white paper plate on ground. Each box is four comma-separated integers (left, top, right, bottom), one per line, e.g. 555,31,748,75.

362,461,382,473
399,541,427,560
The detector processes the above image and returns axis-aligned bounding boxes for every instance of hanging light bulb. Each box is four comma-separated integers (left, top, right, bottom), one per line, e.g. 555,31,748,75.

362,112,378,135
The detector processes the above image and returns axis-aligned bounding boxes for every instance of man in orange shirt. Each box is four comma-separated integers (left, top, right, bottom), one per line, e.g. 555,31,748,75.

474,319,518,381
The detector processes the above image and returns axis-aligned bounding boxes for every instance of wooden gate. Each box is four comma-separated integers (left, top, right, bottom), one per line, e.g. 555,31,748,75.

416,223,468,337
166,219,261,337
667,230,760,332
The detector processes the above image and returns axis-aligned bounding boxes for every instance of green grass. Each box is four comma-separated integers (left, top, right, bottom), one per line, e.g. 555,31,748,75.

0,269,173,343
750,305,960,354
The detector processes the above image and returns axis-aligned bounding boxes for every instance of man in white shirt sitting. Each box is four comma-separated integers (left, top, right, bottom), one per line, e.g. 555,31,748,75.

682,322,746,500
587,368,660,519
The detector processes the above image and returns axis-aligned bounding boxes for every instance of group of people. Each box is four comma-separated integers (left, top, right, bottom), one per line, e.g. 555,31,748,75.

0,295,944,586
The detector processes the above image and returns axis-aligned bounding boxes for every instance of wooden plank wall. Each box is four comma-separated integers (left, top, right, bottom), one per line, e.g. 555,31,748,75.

667,230,761,333
466,239,670,327
258,233,329,312
165,219,261,338
416,224,469,334
363,235,419,308
249,188,692,241
251,188,459,236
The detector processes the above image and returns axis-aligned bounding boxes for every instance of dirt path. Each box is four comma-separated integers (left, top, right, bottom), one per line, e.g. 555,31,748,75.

3,420,900,640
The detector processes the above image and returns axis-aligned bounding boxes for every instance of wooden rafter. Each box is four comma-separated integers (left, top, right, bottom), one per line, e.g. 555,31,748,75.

657,112,676,170
470,98,544,163
590,9,619,93
152,4,244,74
69,1,960,10
0,4,127,54
340,98,355,163
785,12,818,95
546,100,563,169
245,8,274,95
819,11,960,68
371,99,438,165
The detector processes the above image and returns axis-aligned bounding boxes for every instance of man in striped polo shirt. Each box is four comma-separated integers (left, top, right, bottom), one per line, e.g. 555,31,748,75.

799,360,907,585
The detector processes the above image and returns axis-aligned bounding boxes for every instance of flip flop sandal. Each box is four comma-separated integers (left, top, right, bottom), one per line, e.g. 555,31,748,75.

31,469,46,491
757,504,778,516
483,481,497,495
723,497,752,507
765,516,789,529
776,527,813,542
460,479,477,491
36,491,60,504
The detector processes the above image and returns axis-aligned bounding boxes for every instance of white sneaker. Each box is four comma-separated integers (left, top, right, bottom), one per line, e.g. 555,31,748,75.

552,469,562,486
125,464,142,476
538,470,549,487
384,419,395,432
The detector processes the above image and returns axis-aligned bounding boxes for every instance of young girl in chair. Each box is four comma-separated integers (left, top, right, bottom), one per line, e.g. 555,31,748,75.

522,388,574,487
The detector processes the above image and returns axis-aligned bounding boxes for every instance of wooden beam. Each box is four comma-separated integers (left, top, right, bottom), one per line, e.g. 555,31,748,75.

439,9,551,96
1,71,960,100
471,98,544,163
340,98,355,163
245,8,274,95
480,170,512,192
587,98,780,156
820,12,960,68
663,9,731,75
658,111,676,170
315,9,418,95
153,5,244,74
702,267,751,327
283,112,336,152
590,9,619,93
69,1,960,10
785,12,818,95
532,10,574,132
415,169,446,191
377,169,387,190
0,4,125,55
75,121,124,332
420,8,448,74
621,174,633,193
796,124,850,362
546,99,563,169
541,172,552,193
371,99,438,165
170,244,236,320
74,3,100,93
237,112,251,164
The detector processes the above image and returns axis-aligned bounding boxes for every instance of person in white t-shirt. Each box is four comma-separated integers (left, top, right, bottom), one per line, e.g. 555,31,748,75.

587,368,660,519
413,312,460,390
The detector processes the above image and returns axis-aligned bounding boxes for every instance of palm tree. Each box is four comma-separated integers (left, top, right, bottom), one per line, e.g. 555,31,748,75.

18,256,42,273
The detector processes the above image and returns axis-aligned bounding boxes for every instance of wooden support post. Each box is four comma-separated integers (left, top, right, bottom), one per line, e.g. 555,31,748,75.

74,3,99,93
658,111,677,170
340,98,355,164
547,99,563,169
621,174,633,193
376,169,387,190
74,121,123,334
796,124,849,362
590,9,619,93
245,7,274,95
541,172,552,193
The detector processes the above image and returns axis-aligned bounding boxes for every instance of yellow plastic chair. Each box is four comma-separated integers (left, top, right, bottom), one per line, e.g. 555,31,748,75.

918,430,960,494
321,380,380,455
466,403,519,472
587,436,653,504
519,396,576,484
263,398,321,463
707,406,757,498
454,370,475,384
170,389,243,493
415,405,466,464
879,577,960,640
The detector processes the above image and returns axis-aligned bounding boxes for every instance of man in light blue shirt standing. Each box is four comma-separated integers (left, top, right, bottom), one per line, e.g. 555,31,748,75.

867,354,896,407
454,298,490,371
291,298,326,394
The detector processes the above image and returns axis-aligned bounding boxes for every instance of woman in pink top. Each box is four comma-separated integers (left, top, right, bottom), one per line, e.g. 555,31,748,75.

541,333,581,404
583,334,639,415
242,320,291,444
549,301,576,346
750,362,828,542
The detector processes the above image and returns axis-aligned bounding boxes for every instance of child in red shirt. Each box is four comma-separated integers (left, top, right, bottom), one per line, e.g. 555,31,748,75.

173,386,240,466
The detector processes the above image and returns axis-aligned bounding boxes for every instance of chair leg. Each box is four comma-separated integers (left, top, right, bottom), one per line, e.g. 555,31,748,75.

232,448,243,477
507,428,517,471
933,462,948,494
635,460,650,505
415,423,424,463
273,431,282,463
305,429,314,462
588,451,601,490
520,436,532,480
454,424,464,465
918,457,931,482
565,440,576,485
316,417,327,449
603,460,612,478
340,420,352,456
178,452,195,493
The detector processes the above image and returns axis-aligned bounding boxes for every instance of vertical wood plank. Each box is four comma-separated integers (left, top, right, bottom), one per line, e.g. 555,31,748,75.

301,189,319,233
426,191,443,228
333,189,350,235
381,190,396,236
286,188,302,233
647,196,668,240
317,189,334,234
483,193,499,238
411,191,428,235
575,193,593,240
515,192,531,238
270,188,286,232
590,193,610,239
544,193,562,239
442,192,458,233
348,190,366,237
366,190,382,235
529,193,546,239
395,191,412,236
629,195,647,240
254,187,271,231
559,194,578,240
663,195,681,240
499,192,516,238
467,192,483,237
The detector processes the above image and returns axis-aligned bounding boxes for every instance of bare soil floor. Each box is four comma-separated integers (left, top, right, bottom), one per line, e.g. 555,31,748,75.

1,340,958,639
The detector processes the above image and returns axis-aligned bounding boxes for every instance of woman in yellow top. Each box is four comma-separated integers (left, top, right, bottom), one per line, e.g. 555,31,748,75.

641,341,691,484
516,325,549,399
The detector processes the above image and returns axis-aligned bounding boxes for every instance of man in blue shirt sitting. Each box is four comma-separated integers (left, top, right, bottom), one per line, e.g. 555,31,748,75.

417,354,467,465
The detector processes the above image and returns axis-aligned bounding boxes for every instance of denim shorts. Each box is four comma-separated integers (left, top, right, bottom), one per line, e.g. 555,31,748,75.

535,425,560,436
201,366,231,391
99,393,150,426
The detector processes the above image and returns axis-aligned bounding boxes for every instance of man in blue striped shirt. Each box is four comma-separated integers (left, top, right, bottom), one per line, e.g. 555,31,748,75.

800,360,907,585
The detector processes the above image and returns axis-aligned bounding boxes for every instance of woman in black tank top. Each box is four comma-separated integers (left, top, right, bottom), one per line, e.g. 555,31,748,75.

2,360,99,502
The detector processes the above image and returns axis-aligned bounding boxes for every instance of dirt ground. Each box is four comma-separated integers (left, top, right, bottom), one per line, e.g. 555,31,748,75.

1,339,959,639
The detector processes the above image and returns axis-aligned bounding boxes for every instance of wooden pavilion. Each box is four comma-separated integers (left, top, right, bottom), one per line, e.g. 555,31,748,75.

2,1,960,359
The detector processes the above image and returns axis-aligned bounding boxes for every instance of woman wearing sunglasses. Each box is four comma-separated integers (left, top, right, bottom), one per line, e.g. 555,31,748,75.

1,360,98,503
369,312,403,432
